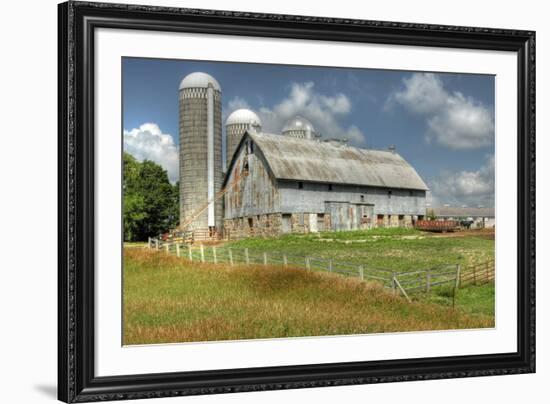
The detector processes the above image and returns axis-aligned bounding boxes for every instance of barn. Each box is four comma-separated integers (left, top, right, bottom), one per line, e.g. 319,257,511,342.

222,130,428,239
177,71,429,240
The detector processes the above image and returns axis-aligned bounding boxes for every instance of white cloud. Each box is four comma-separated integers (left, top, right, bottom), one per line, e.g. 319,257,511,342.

227,96,250,111
227,82,365,145
429,155,494,207
123,123,179,184
388,73,494,149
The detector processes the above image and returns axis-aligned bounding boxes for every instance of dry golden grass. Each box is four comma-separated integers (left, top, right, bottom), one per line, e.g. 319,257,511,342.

123,248,494,345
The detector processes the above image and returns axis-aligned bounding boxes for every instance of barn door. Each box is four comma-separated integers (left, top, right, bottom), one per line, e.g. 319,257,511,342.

325,202,350,231
317,214,325,232
309,213,318,232
282,214,291,233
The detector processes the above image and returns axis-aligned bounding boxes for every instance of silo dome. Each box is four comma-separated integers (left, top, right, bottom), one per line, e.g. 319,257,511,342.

282,115,317,139
226,109,262,127
179,72,221,91
225,109,262,166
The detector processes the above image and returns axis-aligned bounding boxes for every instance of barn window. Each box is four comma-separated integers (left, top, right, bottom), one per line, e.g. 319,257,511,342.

388,190,392,198
250,141,254,154
298,182,304,189
328,184,333,191
360,194,365,202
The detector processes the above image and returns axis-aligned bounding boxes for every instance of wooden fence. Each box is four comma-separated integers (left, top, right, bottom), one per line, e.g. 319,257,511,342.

148,238,493,302
459,259,495,286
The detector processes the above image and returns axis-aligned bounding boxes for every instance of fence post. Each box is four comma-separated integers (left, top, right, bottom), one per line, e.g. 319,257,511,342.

426,269,431,293
213,246,217,264
328,260,332,273
263,252,267,266
245,248,249,264
176,243,180,258
155,239,159,250
188,245,193,261
393,277,412,303
455,264,461,289
148,237,152,249
164,244,170,253
359,266,364,280
305,257,310,270
228,248,233,266
283,254,287,267
392,272,396,295
200,244,205,263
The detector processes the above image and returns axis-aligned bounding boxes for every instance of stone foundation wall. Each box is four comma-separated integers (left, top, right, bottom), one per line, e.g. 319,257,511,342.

225,210,417,239
224,212,334,239
224,213,283,239
290,213,309,233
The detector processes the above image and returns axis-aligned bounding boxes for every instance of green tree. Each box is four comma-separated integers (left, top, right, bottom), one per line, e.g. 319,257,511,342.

123,152,179,241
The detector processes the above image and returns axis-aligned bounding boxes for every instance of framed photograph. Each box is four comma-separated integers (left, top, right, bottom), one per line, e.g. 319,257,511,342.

58,1,535,402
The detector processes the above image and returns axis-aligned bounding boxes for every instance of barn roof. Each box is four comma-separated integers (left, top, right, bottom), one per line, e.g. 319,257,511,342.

225,132,429,191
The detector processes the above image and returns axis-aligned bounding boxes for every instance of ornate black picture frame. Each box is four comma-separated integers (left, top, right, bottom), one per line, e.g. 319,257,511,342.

58,1,535,402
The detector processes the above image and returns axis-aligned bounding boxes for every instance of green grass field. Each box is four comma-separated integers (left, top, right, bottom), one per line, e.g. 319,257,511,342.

226,227,494,271
123,228,495,345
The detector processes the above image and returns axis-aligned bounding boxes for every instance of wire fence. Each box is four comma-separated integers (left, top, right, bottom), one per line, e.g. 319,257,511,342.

148,237,494,302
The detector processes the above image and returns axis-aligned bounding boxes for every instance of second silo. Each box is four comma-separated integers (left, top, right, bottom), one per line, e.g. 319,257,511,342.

225,108,262,166
179,72,223,234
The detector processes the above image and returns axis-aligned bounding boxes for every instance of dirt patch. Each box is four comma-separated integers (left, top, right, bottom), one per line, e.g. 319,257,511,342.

431,228,495,240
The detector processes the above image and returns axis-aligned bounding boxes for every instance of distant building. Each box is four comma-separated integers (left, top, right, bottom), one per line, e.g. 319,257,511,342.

223,131,428,238
429,206,495,228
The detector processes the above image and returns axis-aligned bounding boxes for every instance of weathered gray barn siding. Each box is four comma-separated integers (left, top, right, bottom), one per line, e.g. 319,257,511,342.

278,181,426,216
224,141,281,219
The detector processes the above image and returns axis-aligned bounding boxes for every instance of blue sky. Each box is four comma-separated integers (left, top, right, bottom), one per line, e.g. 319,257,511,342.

123,57,495,207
